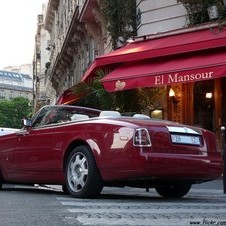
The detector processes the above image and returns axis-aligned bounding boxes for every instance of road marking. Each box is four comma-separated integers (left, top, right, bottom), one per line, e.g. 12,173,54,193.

60,201,226,207
55,188,226,226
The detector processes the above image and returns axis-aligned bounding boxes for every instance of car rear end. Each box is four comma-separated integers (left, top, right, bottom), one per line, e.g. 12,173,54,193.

132,121,223,184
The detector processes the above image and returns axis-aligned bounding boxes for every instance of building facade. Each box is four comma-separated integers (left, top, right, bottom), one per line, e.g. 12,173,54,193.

35,0,226,150
33,4,56,111
0,69,33,101
4,64,33,76
43,0,108,102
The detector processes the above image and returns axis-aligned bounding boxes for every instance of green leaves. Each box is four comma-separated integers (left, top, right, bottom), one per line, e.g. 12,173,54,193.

101,0,137,49
72,69,166,114
178,0,226,25
0,97,32,128
72,69,115,110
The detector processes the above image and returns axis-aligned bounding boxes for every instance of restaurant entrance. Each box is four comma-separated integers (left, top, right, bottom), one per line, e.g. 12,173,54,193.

190,77,226,151
180,78,224,151
193,80,215,132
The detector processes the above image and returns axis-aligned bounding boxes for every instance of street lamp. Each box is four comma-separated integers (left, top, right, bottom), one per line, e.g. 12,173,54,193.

169,88,179,112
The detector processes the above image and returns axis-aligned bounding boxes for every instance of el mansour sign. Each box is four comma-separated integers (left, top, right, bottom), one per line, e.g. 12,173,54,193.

154,71,214,85
114,71,214,91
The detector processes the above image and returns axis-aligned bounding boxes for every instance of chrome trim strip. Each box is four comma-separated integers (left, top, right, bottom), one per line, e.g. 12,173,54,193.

166,126,201,134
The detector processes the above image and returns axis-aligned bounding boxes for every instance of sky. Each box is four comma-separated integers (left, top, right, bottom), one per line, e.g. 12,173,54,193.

0,0,47,69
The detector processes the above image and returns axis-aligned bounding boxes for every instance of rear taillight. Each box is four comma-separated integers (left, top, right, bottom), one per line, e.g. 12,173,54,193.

133,128,151,147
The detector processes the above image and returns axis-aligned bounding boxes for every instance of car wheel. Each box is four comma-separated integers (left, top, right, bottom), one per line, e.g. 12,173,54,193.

155,184,191,198
65,145,103,198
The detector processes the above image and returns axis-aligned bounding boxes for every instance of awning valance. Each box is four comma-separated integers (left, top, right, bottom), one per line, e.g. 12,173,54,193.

100,49,226,92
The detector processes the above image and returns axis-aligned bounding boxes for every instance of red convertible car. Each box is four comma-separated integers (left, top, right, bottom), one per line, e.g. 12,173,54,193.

0,105,222,198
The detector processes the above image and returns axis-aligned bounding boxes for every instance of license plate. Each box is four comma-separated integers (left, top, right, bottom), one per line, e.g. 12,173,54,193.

171,134,201,145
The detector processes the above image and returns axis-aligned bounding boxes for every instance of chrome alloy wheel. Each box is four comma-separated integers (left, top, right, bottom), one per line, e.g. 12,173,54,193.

65,145,103,198
67,152,88,192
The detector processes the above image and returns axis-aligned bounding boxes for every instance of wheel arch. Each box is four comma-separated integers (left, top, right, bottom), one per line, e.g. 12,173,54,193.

64,141,103,198
63,139,100,173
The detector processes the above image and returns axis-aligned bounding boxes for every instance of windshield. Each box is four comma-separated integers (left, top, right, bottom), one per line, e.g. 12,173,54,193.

31,105,101,127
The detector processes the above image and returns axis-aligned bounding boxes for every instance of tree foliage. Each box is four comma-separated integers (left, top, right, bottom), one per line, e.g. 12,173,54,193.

0,97,32,128
72,69,114,110
178,0,226,25
101,0,137,49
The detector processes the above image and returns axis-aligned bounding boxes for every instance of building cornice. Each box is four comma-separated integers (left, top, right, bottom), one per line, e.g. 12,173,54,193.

44,0,59,32
48,6,80,92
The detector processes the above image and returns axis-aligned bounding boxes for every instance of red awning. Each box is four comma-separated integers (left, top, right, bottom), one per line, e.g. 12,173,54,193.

58,27,226,104
100,49,226,92
82,27,226,81
56,89,80,105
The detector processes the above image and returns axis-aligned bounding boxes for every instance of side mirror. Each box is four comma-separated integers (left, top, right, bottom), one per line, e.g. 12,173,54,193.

22,119,32,127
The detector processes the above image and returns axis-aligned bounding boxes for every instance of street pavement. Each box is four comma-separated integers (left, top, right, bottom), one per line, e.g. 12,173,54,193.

48,178,226,226
2,179,226,226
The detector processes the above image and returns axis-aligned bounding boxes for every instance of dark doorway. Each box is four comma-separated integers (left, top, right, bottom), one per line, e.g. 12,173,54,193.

193,80,214,131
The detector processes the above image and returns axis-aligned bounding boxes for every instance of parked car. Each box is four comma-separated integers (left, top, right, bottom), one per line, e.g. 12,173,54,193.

0,127,20,136
0,105,222,198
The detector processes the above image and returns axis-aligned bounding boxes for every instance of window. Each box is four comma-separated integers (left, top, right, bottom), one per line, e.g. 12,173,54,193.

0,90,4,98
10,91,13,99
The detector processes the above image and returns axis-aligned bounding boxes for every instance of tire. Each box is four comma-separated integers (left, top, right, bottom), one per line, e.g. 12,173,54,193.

62,185,69,194
65,145,103,198
0,171,2,190
155,184,191,198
